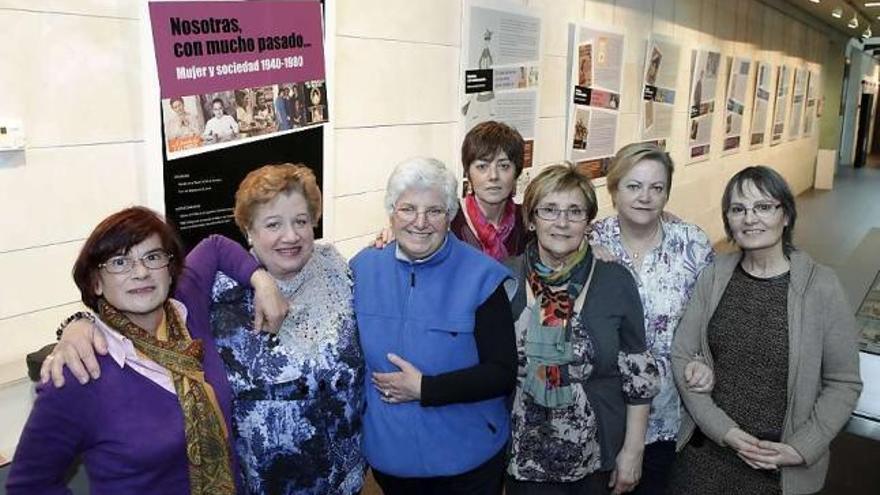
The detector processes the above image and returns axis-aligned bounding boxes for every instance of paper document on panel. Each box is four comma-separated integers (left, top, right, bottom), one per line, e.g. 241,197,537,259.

722,57,751,155
750,62,772,149
640,36,680,150
771,65,789,146
564,22,624,180
687,48,721,162
462,0,542,169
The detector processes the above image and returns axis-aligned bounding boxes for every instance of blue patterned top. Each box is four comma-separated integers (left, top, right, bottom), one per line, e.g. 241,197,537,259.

591,217,714,444
210,244,365,494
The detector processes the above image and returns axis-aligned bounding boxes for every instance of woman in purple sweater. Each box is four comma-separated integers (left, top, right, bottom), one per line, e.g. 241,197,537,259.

6,207,282,495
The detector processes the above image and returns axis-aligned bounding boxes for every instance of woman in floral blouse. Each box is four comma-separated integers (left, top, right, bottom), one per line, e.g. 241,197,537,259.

591,142,715,494
504,164,660,494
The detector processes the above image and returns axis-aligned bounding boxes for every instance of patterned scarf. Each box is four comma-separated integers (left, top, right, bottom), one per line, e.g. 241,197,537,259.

98,299,236,495
464,194,516,261
523,240,594,408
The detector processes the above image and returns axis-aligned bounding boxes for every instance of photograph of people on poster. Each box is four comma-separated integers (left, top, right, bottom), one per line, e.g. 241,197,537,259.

306,80,327,124
163,96,205,152
201,92,240,144
722,57,751,154
788,68,807,141
640,36,679,143
462,0,542,167
565,22,624,180
750,62,772,148
771,65,790,145
687,49,721,161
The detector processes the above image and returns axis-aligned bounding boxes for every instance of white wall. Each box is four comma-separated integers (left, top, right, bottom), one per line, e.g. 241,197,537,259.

0,0,145,459
329,0,831,259
0,0,843,459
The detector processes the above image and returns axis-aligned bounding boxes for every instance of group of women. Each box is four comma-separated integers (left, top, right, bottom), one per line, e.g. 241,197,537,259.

7,120,861,495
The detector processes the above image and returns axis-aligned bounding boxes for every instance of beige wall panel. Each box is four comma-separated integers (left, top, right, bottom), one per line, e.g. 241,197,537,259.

698,0,716,43
0,12,142,147
334,38,457,128
0,242,82,320
616,112,640,149
529,0,584,57
0,144,141,252
333,191,388,241
533,117,566,166
674,0,702,44
336,0,460,46
584,0,615,25
614,0,652,35
0,379,35,462
714,0,735,43
0,302,81,371
652,0,675,37
334,233,379,261
539,55,567,118
334,124,458,197
0,0,140,18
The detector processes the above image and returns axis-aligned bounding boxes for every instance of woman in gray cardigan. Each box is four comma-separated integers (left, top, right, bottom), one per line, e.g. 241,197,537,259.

669,166,861,495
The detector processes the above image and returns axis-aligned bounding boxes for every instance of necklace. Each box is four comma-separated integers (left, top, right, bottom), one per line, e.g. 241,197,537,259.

621,221,662,262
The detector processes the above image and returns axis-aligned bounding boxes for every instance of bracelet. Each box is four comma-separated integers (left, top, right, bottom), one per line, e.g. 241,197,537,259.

56,311,95,341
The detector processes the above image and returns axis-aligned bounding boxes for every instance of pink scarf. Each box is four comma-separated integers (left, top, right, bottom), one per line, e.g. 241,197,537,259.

464,194,516,261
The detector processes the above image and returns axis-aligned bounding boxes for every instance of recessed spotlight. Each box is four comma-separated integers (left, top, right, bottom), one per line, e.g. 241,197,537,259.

809,0,819,4
849,15,859,28
864,28,873,38
865,2,880,7
832,7,843,18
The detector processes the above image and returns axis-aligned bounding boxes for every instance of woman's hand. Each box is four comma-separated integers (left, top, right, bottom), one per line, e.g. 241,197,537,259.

371,353,422,403
371,228,395,249
724,427,779,469
250,269,288,334
738,441,804,469
684,358,714,393
590,243,618,262
608,446,643,494
40,318,107,387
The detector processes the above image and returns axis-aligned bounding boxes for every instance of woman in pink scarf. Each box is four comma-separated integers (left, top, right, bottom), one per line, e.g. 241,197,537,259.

376,121,528,260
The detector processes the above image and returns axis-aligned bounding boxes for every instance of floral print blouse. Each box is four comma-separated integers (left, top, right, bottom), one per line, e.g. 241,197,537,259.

591,216,714,444
210,244,365,495
506,254,660,482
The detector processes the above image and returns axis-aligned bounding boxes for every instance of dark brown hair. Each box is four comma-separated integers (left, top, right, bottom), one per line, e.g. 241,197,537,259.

461,121,525,179
721,165,797,254
73,207,184,311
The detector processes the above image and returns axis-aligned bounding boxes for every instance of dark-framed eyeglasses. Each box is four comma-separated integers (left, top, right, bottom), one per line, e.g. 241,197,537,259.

99,251,173,274
533,206,588,222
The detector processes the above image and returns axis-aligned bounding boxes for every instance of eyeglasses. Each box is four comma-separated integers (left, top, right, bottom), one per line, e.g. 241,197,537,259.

99,251,173,274
393,204,448,223
533,206,589,222
726,203,782,219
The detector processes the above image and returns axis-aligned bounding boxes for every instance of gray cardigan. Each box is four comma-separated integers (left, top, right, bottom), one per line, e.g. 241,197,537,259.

671,250,862,495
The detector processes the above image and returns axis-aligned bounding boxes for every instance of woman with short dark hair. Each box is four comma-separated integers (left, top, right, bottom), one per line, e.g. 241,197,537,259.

669,166,862,495
8,207,281,494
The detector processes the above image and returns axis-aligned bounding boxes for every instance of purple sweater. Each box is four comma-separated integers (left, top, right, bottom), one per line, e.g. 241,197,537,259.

6,235,258,495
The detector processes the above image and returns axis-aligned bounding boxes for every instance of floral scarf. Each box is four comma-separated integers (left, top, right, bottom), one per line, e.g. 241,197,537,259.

523,240,594,408
98,300,236,495
463,194,516,261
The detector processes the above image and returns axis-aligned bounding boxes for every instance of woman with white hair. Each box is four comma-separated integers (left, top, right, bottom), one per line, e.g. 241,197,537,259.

350,157,517,494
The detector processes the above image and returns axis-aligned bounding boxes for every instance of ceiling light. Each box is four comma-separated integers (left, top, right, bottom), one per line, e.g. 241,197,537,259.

864,28,873,38
832,7,843,18
849,15,860,28
865,2,880,7
809,0,819,4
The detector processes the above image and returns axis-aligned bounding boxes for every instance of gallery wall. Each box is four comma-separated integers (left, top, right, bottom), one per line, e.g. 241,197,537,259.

0,0,866,459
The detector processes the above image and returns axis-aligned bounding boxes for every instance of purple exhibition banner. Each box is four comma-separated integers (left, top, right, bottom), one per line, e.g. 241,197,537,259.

150,1,328,159
149,1,324,98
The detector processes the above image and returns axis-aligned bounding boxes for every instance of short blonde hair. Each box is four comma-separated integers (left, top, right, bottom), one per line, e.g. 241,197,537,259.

522,163,598,226
233,163,322,234
606,142,674,206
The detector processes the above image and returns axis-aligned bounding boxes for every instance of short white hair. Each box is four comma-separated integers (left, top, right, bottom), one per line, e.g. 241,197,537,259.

384,157,460,218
